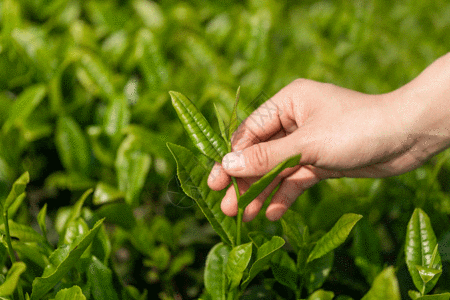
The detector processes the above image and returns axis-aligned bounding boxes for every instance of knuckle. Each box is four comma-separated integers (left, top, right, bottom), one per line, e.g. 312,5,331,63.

247,143,270,174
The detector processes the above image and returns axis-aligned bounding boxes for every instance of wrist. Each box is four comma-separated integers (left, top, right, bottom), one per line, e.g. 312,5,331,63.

389,53,450,160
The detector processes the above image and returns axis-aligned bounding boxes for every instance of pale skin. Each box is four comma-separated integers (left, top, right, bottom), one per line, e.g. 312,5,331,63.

208,52,450,222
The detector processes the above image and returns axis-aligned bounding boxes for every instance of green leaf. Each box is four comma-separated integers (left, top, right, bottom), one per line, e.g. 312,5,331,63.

87,256,119,300
0,220,44,243
281,209,307,253
204,243,230,300
271,248,298,291
93,182,124,205
51,286,86,300
115,135,151,207
64,189,93,232
415,264,442,285
415,294,450,300
103,95,130,148
166,249,195,279
3,171,29,212
12,242,50,269
352,218,383,284
0,262,26,296
226,242,252,290
136,28,169,89
228,86,241,139
79,50,116,99
238,154,301,209
30,219,104,300
2,84,46,134
37,203,48,242
96,202,136,230
213,103,228,148
361,267,401,300
169,91,227,162
307,289,334,300
306,251,334,293
55,116,91,176
243,236,285,288
405,208,442,294
167,143,236,246
307,213,362,263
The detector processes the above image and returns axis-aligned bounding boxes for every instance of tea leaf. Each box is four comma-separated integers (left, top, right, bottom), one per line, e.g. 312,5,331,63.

51,286,86,300
307,289,334,300
271,248,298,291
306,251,334,293
307,213,362,263
226,242,252,290
55,116,91,176
281,209,307,253
37,203,48,242
2,84,46,134
167,143,236,246
352,218,383,284
0,262,26,296
238,154,301,209
243,236,284,288
228,86,241,139
169,91,227,162
415,294,450,300
0,220,44,243
3,171,29,212
115,135,151,207
213,103,228,148
30,219,104,300
405,208,442,294
87,256,119,300
204,243,230,300
361,267,401,300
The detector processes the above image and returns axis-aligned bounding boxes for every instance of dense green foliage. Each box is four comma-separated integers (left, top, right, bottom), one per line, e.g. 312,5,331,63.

0,0,450,299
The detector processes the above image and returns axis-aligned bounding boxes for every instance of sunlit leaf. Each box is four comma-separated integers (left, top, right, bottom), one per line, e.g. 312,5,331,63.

3,171,29,212
405,208,442,294
238,154,301,209
242,236,284,288
307,213,362,263
226,242,252,290
0,262,26,296
169,91,227,162
51,286,86,300
204,243,230,300
30,219,104,300
167,143,236,246
361,267,401,300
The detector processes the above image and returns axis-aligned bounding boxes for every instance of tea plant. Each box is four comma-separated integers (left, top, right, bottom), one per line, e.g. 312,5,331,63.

168,90,450,299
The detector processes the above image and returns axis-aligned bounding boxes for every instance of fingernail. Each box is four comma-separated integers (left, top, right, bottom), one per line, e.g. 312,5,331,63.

222,151,246,170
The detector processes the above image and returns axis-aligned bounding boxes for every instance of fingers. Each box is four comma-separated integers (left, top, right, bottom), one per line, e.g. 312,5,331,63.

208,162,230,190
222,132,302,177
266,166,342,221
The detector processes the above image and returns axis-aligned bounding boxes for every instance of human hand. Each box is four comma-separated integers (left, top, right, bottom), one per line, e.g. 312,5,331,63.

208,54,450,221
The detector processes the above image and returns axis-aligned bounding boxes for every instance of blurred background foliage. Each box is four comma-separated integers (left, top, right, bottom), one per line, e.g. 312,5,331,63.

0,0,450,299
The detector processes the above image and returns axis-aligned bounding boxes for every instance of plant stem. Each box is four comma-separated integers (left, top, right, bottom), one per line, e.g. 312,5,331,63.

3,210,25,300
231,177,242,245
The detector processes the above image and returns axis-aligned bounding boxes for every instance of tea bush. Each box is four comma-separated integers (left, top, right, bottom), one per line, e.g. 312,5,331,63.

0,0,449,299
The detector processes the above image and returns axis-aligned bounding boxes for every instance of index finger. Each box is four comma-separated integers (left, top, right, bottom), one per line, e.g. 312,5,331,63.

231,96,284,152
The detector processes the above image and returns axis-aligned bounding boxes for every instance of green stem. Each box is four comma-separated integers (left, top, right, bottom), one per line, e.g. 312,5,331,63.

231,177,242,246
3,210,25,300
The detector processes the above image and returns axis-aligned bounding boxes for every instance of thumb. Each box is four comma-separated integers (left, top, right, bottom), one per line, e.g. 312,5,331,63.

222,133,301,177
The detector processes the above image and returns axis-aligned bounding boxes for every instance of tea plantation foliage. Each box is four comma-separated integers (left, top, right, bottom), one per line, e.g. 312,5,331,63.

0,0,449,299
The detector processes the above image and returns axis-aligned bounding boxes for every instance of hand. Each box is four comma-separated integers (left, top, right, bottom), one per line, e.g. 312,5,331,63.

208,54,450,222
